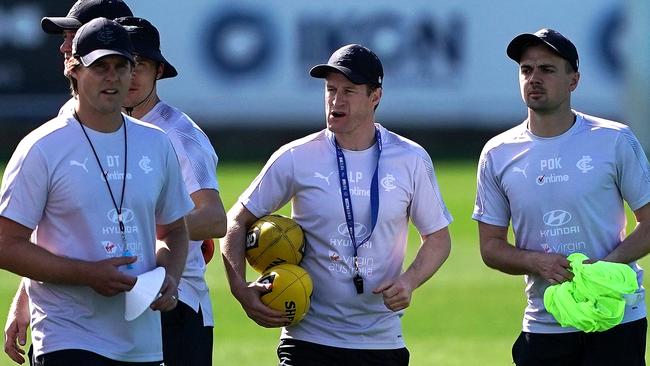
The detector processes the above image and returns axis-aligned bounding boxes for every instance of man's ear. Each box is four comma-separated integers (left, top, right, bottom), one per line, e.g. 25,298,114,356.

65,58,78,78
156,63,164,80
371,87,382,108
569,71,580,92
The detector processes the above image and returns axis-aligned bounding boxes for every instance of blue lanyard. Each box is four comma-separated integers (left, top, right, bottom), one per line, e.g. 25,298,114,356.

334,127,382,293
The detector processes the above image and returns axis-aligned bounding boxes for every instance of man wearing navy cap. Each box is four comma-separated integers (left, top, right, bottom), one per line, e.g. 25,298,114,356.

45,0,134,115
222,44,452,365
0,18,192,365
115,16,227,366
4,2,134,363
473,28,650,365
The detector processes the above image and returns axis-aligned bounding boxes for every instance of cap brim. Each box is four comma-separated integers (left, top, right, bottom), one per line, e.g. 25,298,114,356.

80,49,135,67
309,64,367,84
41,17,82,34
506,34,544,62
160,59,178,79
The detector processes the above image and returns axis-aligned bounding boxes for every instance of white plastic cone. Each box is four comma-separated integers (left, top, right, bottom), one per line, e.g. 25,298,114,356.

125,267,166,321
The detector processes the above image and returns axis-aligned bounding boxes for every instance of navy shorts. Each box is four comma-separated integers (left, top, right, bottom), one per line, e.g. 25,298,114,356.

277,338,409,366
512,318,647,366
33,349,163,366
161,301,213,366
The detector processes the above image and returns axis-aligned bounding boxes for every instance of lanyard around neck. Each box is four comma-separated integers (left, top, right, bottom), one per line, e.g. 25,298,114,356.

334,127,382,267
75,112,133,268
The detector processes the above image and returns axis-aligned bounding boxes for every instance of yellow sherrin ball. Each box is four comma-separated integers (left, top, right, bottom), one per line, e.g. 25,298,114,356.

257,264,313,326
246,215,305,273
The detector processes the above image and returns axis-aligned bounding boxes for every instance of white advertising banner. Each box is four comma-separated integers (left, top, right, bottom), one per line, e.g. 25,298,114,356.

2,0,628,127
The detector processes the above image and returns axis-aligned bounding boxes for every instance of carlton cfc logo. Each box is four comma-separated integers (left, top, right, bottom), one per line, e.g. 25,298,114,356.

576,156,594,173
139,156,153,174
381,174,397,191
96,27,116,45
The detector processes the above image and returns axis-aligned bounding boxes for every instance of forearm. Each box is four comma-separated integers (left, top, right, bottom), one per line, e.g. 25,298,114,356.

402,228,451,290
185,189,227,241
185,205,227,241
220,204,257,297
156,221,189,283
0,233,89,285
480,236,538,275
220,224,248,294
9,279,28,314
604,220,650,264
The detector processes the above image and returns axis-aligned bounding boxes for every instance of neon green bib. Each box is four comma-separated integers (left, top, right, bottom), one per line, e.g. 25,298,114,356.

544,253,638,332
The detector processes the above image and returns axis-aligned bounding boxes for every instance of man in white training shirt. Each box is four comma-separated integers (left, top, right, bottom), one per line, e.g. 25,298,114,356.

4,14,227,366
473,28,650,365
5,3,134,363
221,44,452,365
0,18,192,365
115,16,227,366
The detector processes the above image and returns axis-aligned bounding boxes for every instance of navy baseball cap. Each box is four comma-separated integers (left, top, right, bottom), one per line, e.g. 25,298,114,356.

115,17,178,79
507,28,579,72
41,0,133,34
310,44,383,87
72,17,134,66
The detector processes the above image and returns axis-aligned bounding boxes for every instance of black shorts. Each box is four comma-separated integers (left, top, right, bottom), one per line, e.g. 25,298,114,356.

161,300,213,366
33,349,163,366
277,338,410,366
512,318,647,366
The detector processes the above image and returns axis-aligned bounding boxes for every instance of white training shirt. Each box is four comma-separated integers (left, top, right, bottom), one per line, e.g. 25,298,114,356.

240,124,452,349
141,101,219,326
58,97,75,116
0,112,194,361
61,98,218,325
473,112,650,333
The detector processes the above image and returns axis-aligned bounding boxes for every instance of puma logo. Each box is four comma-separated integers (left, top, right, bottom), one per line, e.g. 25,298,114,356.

512,163,528,178
314,171,334,185
70,157,89,173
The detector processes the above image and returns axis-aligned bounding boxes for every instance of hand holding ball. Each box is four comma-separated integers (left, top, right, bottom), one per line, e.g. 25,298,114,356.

256,264,313,326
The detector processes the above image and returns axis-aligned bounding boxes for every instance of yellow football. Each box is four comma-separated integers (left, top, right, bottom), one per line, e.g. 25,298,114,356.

245,215,305,273
257,264,313,326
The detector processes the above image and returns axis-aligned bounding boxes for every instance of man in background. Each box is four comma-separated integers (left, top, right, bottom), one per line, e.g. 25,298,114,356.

42,0,135,115
115,16,226,365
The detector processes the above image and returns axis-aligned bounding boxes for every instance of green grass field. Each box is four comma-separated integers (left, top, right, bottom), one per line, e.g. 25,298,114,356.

0,160,647,365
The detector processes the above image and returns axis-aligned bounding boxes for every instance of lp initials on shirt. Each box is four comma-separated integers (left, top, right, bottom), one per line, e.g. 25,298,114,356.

348,172,363,182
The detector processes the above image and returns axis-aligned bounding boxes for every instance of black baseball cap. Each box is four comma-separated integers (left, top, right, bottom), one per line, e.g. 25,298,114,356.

41,0,133,34
72,17,134,66
115,17,178,79
310,44,383,87
507,28,579,72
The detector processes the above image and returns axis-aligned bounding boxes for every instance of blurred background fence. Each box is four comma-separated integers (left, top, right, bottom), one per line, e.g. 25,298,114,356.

0,0,647,161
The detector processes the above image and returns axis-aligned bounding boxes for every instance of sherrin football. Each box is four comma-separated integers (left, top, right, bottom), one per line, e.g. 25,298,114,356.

201,239,215,264
257,264,313,326
245,215,305,273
